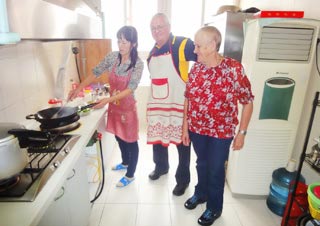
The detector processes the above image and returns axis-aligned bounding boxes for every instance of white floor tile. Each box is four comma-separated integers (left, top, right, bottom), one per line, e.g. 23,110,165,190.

136,204,171,226
170,204,204,226
138,183,170,204
88,203,104,226
106,180,140,203
99,204,138,226
89,131,283,226
232,199,281,226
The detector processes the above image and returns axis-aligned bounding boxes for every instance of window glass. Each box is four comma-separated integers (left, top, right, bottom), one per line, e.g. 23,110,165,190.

131,0,157,51
102,0,125,43
102,0,156,51
171,0,203,40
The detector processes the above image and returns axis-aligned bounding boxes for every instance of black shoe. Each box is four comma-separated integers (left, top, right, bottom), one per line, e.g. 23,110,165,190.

148,170,168,180
172,184,189,196
184,195,206,210
198,209,221,226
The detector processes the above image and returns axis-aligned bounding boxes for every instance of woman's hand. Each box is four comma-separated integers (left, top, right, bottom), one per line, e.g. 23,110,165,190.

68,88,80,101
181,131,190,146
232,133,245,151
92,98,111,109
181,120,190,146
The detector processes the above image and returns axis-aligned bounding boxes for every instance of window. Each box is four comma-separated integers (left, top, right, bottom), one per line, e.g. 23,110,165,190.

171,0,203,41
102,0,157,51
101,0,204,86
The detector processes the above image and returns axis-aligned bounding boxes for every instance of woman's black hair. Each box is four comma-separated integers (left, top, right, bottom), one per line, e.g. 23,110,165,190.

116,26,138,72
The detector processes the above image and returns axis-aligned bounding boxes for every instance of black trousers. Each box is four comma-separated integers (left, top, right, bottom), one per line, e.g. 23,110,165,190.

115,136,139,178
153,143,191,185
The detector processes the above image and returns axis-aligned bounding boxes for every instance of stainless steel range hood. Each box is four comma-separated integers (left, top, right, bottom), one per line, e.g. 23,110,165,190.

6,0,103,41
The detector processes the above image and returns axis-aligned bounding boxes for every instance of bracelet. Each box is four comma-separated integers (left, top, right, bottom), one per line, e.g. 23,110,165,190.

238,130,247,135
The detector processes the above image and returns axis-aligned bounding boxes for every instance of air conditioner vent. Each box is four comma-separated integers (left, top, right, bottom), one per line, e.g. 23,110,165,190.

258,26,314,62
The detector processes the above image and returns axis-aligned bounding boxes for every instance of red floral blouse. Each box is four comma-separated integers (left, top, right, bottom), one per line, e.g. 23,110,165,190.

185,58,254,138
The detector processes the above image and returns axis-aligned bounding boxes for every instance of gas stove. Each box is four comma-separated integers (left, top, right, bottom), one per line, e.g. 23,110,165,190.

0,133,80,202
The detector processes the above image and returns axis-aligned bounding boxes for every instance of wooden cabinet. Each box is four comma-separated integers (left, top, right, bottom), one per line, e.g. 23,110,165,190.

37,154,91,226
78,39,112,84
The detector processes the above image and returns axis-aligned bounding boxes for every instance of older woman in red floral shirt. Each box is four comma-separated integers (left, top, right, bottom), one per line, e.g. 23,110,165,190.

182,26,254,226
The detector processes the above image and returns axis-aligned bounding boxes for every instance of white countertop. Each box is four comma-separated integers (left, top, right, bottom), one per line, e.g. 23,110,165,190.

0,106,108,226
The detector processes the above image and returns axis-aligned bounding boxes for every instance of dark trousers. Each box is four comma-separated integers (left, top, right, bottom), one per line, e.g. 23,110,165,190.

115,136,139,178
189,131,232,213
153,143,191,185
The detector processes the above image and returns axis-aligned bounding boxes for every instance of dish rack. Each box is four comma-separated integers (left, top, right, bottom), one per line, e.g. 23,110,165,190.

283,91,320,225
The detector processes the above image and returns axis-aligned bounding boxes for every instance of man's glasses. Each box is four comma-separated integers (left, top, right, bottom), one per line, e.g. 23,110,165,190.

151,25,167,32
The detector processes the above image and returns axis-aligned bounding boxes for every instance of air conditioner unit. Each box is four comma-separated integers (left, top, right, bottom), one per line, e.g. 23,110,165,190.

226,18,320,196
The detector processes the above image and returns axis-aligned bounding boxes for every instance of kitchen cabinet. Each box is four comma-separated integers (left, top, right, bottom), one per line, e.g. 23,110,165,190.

0,105,107,226
37,153,90,226
78,39,112,84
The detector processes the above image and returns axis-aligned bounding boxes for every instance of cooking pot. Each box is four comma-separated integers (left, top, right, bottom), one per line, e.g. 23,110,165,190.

26,103,98,126
0,123,29,181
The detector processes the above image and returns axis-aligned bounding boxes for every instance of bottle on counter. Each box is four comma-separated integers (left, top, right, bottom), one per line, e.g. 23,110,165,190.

83,86,93,103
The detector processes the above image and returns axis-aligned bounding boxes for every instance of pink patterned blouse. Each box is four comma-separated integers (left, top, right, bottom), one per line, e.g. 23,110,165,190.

185,57,254,138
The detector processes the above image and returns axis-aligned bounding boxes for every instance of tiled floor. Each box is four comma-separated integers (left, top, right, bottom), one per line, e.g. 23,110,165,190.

87,132,282,226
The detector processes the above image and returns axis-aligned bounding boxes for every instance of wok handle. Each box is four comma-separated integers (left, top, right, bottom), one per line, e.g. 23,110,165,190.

26,114,36,120
79,102,98,111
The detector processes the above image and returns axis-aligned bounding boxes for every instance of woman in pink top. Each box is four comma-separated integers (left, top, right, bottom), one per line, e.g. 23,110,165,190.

182,26,254,226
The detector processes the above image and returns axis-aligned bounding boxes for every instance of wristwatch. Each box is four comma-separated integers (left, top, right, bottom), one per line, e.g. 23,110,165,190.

238,130,247,135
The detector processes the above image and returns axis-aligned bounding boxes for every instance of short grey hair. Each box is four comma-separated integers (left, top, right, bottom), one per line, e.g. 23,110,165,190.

199,26,222,51
151,13,171,26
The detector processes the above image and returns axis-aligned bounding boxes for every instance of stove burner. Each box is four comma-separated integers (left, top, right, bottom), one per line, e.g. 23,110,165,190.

41,121,81,133
0,176,20,192
0,134,80,201
27,142,56,152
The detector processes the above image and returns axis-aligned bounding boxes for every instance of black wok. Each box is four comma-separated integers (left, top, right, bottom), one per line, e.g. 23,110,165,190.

26,106,79,125
26,103,98,125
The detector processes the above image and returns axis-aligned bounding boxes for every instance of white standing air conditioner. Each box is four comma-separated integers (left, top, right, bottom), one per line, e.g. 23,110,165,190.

226,18,320,196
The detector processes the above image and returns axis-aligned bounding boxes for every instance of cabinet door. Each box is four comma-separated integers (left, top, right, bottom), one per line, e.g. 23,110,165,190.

66,154,91,226
37,185,71,226
37,154,91,226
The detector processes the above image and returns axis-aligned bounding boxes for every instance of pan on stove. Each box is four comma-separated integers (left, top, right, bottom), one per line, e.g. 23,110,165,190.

26,103,98,126
26,106,79,125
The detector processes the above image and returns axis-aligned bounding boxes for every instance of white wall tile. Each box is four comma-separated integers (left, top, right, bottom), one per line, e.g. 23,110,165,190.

0,58,22,108
0,44,18,60
0,40,77,125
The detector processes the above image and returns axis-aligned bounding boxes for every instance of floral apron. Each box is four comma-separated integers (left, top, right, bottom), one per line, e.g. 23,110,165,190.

106,62,139,143
147,51,186,146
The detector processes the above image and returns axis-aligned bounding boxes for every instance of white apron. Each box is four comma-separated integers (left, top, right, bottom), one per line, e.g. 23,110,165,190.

147,52,186,146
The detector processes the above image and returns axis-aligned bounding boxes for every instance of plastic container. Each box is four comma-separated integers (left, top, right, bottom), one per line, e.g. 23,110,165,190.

307,182,320,209
314,186,320,199
308,196,320,220
281,182,308,226
267,159,306,216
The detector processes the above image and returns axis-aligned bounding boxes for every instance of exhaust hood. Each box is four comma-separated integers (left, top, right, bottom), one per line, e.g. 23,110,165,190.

5,0,103,41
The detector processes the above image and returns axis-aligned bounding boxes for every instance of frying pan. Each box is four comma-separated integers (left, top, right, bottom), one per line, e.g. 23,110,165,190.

26,106,79,125
26,103,98,125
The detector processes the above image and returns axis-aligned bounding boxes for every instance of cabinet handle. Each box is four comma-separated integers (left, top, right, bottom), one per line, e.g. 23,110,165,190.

66,169,76,180
54,186,65,201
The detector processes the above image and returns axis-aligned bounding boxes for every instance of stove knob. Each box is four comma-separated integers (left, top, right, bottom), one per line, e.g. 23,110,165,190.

53,161,60,168
64,147,70,154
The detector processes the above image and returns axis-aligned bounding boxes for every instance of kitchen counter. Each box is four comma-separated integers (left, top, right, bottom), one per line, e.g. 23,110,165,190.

0,106,108,226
